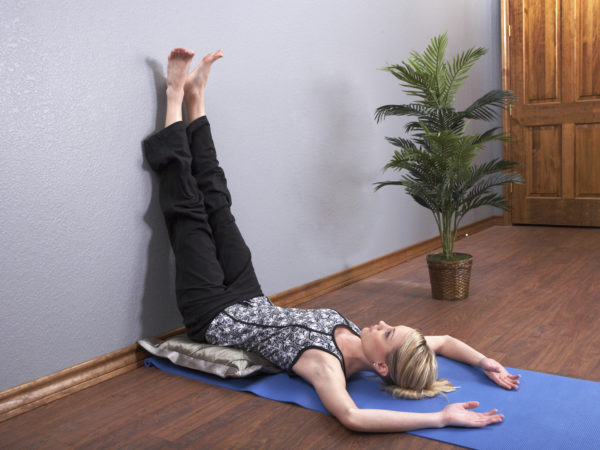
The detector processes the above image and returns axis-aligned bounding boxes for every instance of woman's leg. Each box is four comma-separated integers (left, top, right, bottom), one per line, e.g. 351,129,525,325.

183,51,264,298
143,48,245,340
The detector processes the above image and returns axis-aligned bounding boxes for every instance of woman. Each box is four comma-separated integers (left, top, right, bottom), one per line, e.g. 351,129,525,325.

143,48,520,433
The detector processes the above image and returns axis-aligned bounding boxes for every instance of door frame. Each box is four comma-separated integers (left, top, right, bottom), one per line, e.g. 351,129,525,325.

501,0,513,225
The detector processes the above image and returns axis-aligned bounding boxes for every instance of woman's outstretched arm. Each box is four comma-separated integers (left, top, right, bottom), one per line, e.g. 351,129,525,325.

312,364,502,432
294,353,503,433
425,335,520,390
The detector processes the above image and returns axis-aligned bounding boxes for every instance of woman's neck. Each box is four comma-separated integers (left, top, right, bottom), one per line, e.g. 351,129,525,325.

335,327,374,377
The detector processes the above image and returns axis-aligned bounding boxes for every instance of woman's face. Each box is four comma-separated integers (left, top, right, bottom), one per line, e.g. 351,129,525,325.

361,321,414,366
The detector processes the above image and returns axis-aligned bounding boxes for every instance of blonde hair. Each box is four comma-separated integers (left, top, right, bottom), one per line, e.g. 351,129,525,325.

382,329,457,400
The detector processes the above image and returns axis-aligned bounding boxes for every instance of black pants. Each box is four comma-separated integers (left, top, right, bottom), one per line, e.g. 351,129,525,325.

143,116,264,341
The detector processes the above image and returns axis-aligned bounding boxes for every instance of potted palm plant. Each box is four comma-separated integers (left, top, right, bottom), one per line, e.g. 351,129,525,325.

374,33,522,300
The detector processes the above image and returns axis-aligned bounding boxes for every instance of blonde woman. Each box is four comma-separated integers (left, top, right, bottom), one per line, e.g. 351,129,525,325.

143,47,520,433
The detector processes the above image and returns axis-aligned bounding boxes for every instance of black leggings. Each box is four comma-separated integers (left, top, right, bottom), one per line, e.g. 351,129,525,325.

143,117,263,341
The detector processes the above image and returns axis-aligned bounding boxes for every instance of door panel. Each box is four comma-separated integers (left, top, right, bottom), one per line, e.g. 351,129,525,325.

525,0,560,102
505,0,600,226
577,0,600,99
575,124,600,196
529,125,562,196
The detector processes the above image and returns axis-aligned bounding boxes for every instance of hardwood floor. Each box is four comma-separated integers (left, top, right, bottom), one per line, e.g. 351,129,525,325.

1,225,599,449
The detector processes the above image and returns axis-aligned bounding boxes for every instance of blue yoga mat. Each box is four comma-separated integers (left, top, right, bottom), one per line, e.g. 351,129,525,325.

145,356,600,449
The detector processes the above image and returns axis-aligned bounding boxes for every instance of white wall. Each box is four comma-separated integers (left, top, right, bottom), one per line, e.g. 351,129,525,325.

0,0,502,391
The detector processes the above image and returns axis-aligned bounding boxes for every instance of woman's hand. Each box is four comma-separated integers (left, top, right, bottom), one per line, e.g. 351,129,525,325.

479,357,521,390
440,401,503,428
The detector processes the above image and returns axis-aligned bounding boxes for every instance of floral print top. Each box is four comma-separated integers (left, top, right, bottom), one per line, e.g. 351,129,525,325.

205,296,361,374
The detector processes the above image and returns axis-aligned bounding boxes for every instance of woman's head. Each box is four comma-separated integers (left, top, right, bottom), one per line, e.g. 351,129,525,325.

361,321,415,367
361,322,456,399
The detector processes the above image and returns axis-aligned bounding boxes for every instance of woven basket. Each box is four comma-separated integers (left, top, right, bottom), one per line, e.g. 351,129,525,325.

426,253,473,301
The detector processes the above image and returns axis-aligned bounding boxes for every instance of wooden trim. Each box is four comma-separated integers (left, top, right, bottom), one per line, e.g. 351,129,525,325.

0,344,145,423
501,0,513,226
0,215,503,423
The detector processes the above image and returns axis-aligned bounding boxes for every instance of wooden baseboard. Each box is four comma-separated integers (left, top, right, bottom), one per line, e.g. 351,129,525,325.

0,344,146,423
0,215,502,423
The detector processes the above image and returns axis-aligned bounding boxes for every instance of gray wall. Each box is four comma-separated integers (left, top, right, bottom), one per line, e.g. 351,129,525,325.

0,0,502,391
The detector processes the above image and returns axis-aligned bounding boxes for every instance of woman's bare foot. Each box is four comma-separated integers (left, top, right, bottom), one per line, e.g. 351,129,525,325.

184,49,223,95
184,49,223,122
165,47,195,127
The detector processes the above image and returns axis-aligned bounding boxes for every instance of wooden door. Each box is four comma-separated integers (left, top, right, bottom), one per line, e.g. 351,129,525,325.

503,0,600,226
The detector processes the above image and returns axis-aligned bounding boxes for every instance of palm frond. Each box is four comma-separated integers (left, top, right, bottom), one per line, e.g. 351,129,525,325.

461,159,521,190
459,89,516,121
459,172,523,213
385,136,419,149
472,127,510,145
408,32,448,105
375,104,429,123
373,180,405,191
440,46,487,106
381,64,436,106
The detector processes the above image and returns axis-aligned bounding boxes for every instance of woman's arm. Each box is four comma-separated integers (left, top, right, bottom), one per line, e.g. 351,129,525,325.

294,351,503,433
426,335,520,390
426,335,485,365
312,365,502,432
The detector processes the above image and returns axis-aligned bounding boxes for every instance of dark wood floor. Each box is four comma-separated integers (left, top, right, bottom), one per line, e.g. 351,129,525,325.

2,225,599,449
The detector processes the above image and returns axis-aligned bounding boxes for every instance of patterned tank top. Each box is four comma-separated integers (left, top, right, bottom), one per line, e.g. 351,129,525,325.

205,296,362,375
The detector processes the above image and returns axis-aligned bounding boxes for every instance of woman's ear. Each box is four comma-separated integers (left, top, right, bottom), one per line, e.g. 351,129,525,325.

373,361,389,377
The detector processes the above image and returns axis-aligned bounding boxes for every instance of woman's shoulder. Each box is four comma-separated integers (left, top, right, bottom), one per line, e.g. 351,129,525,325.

292,348,346,383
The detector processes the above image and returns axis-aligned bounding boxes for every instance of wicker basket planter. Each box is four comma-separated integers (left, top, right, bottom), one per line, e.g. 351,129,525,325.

426,253,473,301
